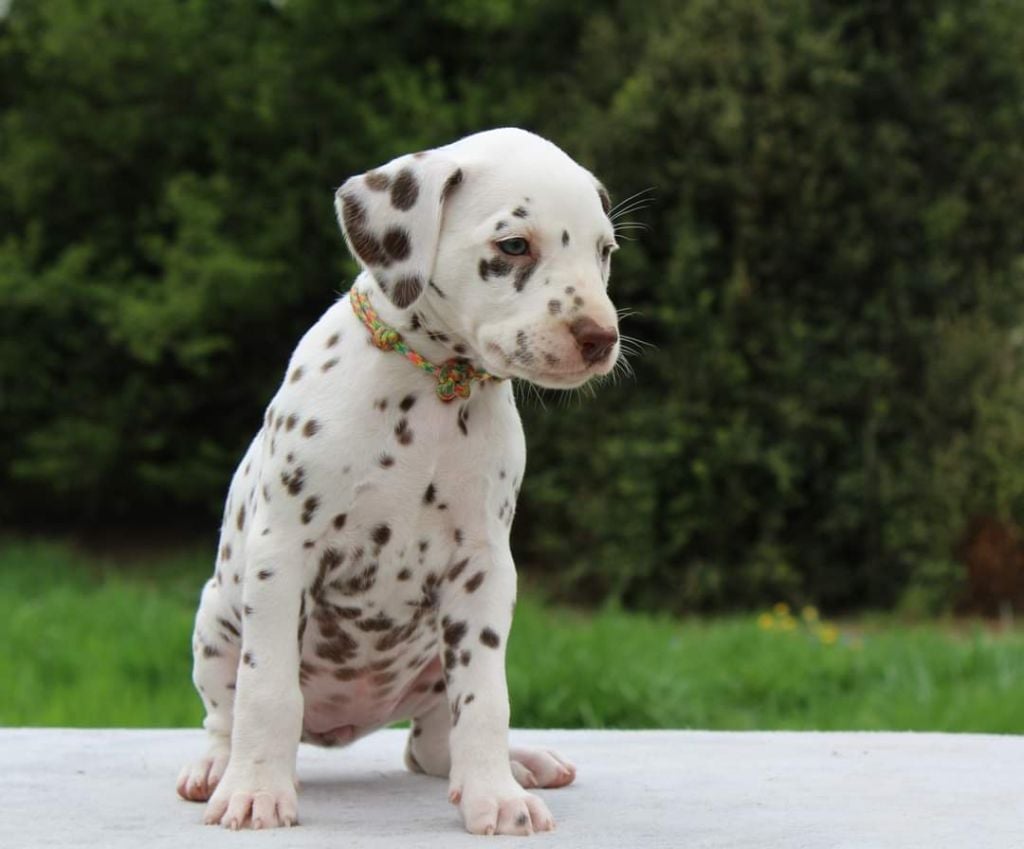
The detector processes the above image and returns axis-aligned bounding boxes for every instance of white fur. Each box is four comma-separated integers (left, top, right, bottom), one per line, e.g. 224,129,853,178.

176,128,617,835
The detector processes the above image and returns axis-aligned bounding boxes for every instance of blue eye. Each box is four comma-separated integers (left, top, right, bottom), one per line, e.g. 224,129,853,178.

498,238,529,256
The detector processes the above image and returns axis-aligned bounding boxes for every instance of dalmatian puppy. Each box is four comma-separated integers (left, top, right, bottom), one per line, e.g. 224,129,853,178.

176,127,621,835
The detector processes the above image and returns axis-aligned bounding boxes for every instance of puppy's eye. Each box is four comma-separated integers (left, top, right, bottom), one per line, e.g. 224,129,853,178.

498,238,530,256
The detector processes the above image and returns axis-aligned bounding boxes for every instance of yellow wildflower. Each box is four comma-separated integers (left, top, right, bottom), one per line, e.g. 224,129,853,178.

818,625,839,645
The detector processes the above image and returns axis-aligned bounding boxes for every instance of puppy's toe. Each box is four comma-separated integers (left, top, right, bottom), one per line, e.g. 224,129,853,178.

510,746,576,789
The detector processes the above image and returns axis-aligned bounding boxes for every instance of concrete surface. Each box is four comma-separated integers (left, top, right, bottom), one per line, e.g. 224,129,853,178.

1,728,1020,848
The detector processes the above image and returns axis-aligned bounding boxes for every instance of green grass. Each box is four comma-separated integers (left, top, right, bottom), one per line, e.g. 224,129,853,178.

3,539,1023,731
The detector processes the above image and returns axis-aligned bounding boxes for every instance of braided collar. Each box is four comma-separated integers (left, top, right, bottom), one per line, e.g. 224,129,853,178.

350,288,500,403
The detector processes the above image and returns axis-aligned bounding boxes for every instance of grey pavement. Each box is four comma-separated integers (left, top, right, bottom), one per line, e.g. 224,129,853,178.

1,728,1020,848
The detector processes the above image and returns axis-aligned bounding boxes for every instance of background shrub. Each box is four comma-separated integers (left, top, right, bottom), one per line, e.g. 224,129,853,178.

2,0,1023,612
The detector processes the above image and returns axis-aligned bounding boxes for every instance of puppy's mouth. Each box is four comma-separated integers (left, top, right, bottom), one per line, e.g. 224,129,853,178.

482,343,616,390
525,368,597,390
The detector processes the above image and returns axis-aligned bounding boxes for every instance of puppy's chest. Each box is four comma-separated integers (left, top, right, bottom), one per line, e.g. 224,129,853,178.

296,505,462,735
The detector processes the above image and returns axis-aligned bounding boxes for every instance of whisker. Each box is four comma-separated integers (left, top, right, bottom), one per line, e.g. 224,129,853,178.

609,186,656,217
611,197,654,213
610,200,655,221
608,187,654,212
615,309,643,321
619,334,656,351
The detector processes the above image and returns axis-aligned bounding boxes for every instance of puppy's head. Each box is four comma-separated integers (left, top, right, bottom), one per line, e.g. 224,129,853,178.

336,128,619,389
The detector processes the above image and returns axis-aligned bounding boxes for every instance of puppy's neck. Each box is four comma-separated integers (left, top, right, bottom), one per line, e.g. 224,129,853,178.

360,276,481,371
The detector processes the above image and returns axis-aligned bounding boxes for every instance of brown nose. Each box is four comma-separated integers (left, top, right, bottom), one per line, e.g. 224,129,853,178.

570,317,618,365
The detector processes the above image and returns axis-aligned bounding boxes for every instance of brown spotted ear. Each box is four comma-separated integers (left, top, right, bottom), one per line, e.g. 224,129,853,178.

335,151,463,309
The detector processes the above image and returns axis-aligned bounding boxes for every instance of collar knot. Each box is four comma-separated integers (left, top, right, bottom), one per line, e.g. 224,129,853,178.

369,324,401,352
350,287,500,403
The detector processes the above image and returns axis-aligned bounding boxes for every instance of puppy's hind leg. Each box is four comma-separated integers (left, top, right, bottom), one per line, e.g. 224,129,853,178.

405,697,452,778
404,692,575,789
177,576,240,802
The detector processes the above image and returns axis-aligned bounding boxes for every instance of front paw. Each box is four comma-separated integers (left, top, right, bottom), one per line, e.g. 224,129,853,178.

203,763,298,829
451,777,555,836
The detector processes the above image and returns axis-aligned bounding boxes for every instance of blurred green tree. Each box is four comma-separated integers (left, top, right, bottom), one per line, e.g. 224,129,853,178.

2,0,1023,612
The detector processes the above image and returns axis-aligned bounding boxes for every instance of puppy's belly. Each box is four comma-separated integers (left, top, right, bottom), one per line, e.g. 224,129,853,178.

300,652,444,746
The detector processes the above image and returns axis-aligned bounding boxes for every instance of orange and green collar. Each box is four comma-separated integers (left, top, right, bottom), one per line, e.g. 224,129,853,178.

350,288,499,403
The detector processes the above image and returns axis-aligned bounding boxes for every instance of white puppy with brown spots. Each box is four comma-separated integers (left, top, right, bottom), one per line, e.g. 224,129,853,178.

176,127,621,836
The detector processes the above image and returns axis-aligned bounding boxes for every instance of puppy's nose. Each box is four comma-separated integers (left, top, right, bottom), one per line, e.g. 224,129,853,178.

570,317,618,364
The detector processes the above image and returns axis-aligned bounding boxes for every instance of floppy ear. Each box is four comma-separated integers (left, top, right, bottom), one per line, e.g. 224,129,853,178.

335,151,463,309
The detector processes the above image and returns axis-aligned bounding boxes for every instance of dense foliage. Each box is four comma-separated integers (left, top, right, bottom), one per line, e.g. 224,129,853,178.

3,0,1023,611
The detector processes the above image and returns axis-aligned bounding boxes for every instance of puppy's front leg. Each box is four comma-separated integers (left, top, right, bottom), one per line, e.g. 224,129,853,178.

440,544,555,836
203,538,305,829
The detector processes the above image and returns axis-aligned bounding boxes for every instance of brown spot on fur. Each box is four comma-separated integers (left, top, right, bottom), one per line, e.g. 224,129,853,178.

479,256,513,281
303,419,321,437
341,194,390,267
448,558,469,582
371,523,392,547
364,170,390,191
395,418,413,445
392,274,423,308
441,169,463,201
514,262,536,292
301,495,320,524
480,627,500,648
357,612,395,633
464,571,485,593
390,168,419,210
443,618,468,647
281,466,305,496
382,227,411,261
